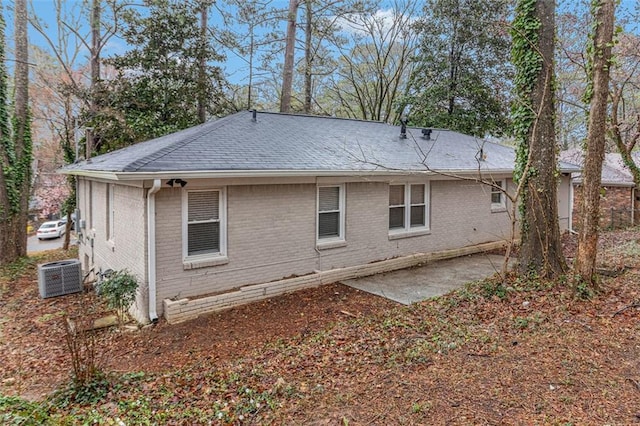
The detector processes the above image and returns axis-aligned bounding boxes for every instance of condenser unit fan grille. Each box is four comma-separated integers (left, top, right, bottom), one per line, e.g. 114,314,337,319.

38,259,83,298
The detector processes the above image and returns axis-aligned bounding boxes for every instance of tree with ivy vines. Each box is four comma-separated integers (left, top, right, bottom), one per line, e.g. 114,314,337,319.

0,0,32,266
574,0,616,285
511,0,566,278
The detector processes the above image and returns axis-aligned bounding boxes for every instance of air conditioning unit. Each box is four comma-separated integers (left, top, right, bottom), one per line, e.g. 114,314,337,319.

38,259,83,298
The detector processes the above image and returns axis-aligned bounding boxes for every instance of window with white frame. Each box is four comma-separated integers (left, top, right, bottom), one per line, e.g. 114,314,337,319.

183,189,226,258
106,184,114,241
491,180,506,210
317,185,344,241
389,183,429,232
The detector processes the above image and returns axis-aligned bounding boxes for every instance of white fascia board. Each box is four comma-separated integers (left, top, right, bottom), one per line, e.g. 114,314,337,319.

61,168,517,181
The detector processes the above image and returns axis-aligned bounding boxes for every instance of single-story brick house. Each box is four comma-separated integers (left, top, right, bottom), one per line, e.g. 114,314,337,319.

560,149,638,229
62,111,577,324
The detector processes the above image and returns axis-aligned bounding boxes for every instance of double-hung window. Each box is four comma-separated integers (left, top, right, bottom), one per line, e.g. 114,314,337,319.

183,189,226,260
389,183,429,233
317,185,345,243
491,179,506,211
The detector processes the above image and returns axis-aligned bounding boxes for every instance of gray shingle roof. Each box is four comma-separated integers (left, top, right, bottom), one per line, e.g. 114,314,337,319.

560,148,636,186
63,111,577,178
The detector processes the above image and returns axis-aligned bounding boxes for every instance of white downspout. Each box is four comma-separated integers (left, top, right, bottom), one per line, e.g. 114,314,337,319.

569,179,575,233
147,179,161,323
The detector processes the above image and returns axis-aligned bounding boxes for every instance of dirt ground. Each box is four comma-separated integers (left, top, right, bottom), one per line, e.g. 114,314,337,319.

2,230,640,424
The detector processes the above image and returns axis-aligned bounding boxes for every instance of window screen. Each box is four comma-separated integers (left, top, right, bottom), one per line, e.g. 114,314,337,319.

410,184,425,227
187,191,220,256
318,186,341,239
491,180,505,207
389,185,405,229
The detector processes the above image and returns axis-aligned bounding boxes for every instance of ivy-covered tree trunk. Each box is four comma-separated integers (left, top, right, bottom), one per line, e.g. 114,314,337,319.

512,0,566,278
0,0,32,265
574,0,616,284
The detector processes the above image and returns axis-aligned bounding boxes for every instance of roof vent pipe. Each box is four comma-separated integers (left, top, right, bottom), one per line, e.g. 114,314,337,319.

252,109,257,122
400,121,407,139
422,128,432,140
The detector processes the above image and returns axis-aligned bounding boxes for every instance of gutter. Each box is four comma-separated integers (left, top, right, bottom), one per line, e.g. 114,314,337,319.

147,179,161,323
59,168,519,181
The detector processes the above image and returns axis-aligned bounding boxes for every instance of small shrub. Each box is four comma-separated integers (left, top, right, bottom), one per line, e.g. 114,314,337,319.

95,270,138,316
574,279,595,300
480,280,508,299
62,315,104,389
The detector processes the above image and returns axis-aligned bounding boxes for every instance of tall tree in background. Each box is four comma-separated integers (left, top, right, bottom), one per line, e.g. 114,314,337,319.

0,0,32,265
280,0,298,112
511,0,565,278
197,0,210,123
223,0,283,110
406,0,512,136
610,32,640,187
299,0,370,114
574,0,616,284
324,0,419,122
29,0,123,248
91,0,229,152
555,8,590,149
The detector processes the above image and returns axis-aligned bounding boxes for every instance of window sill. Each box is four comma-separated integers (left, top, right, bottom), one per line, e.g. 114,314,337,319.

316,239,347,250
491,206,507,213
183,255,229,270
388,228,431,240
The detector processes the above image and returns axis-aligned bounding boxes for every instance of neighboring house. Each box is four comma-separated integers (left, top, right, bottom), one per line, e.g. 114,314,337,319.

560,149,639,229
62,111,577,324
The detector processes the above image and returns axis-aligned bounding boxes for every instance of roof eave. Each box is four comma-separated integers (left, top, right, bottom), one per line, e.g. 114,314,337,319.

59,168,517,181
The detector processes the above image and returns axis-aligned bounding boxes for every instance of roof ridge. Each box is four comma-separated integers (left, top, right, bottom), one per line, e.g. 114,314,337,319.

256,110,396,126
122,113,243,172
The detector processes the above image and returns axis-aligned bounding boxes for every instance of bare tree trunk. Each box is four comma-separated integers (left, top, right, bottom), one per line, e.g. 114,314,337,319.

91,0,100,88
303,1,312,113
197,0,208,123
247,28,254,109
280,0,298,113
517,0,566,278
610,84,640,187
574,0,616,284
88,0,100,156
62,96,74,251
0,0,31,264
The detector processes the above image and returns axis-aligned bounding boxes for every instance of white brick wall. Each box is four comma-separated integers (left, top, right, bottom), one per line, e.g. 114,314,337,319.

77,176,519,322
154,179,514,317
77,179,148,322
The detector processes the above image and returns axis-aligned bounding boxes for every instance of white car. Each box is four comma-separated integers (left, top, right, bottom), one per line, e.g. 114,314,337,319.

37,220,66,240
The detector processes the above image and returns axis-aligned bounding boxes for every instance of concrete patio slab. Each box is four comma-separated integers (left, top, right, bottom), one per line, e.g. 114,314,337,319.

341,253,507,305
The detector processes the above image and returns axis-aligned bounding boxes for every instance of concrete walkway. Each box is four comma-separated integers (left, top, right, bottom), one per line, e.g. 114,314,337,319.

341,253,507,305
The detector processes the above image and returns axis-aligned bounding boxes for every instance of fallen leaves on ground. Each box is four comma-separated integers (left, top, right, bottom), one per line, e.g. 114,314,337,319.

1,230,640,424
